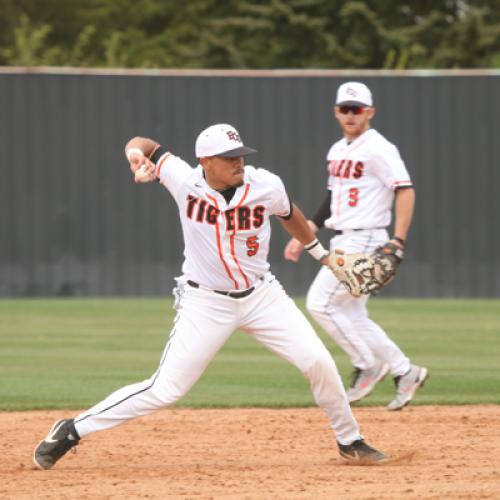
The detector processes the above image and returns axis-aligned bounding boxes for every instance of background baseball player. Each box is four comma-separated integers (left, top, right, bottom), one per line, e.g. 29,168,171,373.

34,123,387,469
284,82,428,410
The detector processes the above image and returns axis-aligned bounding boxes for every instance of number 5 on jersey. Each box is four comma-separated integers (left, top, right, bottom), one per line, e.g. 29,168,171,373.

246,236,259,256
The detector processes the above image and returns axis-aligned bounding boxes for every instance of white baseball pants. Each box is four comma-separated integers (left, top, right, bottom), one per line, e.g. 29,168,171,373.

306,229,410,376
74,275,361,445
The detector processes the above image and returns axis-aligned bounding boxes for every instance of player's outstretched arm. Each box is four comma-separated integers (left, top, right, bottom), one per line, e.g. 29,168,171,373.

279,204,329,265
124,137,162,184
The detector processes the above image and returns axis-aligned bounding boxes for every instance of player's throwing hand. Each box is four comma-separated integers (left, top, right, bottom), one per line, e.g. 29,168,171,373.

126,147,157,183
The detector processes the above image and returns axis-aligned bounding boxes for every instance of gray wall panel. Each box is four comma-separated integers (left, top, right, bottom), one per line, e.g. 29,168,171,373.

1,70,499,297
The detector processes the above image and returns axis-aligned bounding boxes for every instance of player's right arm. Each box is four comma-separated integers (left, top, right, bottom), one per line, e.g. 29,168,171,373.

124,137,193,198
125,137,160,159
125,137,161,182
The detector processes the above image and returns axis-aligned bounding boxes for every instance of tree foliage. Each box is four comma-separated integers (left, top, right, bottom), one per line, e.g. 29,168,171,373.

0,0,499,68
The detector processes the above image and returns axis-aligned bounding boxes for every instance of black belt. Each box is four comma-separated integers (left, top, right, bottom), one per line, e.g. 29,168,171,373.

332,227,385,236
187,280,255,299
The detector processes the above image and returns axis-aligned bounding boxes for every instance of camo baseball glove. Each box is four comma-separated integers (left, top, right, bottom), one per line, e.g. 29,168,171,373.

328,250,379,298
328,242,404,297
369,241,404,292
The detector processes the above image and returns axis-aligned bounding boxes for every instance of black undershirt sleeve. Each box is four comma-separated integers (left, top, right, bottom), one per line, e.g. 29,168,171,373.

150,146,168,164
311,190,332,229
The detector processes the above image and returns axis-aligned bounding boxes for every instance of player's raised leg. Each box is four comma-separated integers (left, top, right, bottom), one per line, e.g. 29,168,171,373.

34,284,237,469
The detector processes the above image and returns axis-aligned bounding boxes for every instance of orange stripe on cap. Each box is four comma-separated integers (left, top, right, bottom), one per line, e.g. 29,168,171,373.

206,194,239,289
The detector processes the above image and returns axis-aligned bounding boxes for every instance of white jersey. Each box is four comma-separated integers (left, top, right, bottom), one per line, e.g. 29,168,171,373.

324,128,412,230
71,147,361,449
156,153,291,291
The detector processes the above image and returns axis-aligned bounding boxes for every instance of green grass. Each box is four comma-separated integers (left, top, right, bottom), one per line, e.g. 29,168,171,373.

0,298,499,410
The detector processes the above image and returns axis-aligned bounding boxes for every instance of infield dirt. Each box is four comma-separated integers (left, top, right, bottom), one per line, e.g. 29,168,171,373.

2,405,499,499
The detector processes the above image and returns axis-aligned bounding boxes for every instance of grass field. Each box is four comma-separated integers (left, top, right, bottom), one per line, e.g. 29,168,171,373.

0,298,499,410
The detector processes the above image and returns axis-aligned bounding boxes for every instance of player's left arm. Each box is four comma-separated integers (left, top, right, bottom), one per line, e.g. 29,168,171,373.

392,186,415,247
360,186,415,295
372,141,415,249
278,203,330,265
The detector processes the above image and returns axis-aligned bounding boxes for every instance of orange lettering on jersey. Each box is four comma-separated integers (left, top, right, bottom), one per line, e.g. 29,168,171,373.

353,161,364,178
253,206,265,228
238,206,251,230
335,160,345,177
186,195,198,218
225,209,236,231
328,159,364,179
186,195,265,230
328,160,336,176
205,204,219,224
196,200,207,222
227,206,265,231
187,195,220,224
343,160,352,178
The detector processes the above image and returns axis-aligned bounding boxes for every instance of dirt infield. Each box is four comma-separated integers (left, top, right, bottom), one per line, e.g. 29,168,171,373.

2,405,499,499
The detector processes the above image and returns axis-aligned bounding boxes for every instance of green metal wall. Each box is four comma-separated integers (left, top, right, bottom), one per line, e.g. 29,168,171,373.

1,69,499,296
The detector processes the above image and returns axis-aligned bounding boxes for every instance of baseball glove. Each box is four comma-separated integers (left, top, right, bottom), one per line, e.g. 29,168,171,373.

328,250,379,298
328,242,404,297
369,241,404,292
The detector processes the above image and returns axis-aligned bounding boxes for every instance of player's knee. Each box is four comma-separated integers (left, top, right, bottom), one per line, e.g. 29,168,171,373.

299,347,335,379
148,379,188,406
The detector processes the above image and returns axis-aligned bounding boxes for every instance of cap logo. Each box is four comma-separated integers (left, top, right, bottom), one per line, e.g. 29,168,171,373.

227,131,241,142
346,87,357,97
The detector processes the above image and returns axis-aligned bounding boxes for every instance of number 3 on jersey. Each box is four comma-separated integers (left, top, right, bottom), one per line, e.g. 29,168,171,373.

348,188,359,207
246,236,259,256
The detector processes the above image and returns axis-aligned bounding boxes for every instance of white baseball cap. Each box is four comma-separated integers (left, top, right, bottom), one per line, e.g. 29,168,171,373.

336,82,373,107
195,123,257,158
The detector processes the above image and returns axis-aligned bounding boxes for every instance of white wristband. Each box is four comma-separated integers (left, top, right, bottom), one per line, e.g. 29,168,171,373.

305,239,329,261
126,147,144,161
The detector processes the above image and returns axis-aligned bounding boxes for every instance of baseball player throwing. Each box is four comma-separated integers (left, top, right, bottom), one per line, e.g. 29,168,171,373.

34,123,387,469
285,82,428,410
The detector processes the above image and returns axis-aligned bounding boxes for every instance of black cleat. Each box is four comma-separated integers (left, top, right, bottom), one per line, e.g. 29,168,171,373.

33,419,80,470
338,439,387,463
